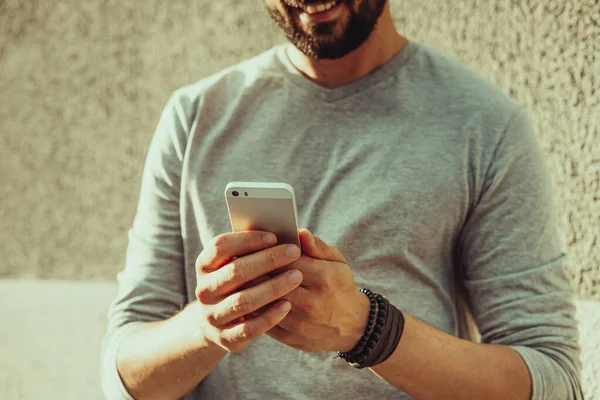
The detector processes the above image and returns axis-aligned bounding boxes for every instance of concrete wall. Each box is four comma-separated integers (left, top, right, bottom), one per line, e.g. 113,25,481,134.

1,0,598,299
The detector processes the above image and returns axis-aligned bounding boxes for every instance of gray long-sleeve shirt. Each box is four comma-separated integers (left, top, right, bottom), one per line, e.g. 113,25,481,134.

101,41,583,399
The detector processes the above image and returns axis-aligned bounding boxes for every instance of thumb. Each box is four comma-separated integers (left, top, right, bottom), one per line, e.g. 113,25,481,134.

299,229,347,263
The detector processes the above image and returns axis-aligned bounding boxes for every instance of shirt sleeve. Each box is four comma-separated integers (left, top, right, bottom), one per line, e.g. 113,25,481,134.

100,92,192,399
457,106,584,400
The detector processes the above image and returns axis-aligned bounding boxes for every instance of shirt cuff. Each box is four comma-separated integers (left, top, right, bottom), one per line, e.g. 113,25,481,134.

511,345,547,400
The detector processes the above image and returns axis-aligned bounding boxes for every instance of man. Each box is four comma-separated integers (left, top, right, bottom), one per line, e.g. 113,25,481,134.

101,1,583,399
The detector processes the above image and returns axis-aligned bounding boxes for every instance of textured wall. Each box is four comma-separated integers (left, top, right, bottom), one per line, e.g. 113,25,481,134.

1,0,598,298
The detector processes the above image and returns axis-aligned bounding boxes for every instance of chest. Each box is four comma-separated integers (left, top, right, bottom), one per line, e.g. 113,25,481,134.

186,107,468,268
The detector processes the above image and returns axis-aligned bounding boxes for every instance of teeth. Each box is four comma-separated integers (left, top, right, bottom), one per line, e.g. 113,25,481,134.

304,1,337,14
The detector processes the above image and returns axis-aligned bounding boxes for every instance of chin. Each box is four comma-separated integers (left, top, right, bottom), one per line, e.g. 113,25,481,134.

268,0,384,60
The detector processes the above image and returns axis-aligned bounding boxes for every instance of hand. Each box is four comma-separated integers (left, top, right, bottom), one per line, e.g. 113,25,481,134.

195,231,303,352
267,229,371,353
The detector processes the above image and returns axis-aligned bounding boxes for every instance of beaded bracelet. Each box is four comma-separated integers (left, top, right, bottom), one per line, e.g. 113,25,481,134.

367,301,404,367
337,289,386,364
337,289,404,369
347,292,388,367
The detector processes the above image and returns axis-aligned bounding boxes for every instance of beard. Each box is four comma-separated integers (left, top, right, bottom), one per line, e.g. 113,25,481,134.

266,0,387,60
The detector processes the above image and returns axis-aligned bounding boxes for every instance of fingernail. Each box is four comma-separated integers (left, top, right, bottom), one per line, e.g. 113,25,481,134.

285,245,300,258
280,301,291,312
288,270,302,284
263,233,277,245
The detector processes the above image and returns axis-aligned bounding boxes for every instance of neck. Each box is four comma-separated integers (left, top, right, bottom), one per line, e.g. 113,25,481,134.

285,2,407,89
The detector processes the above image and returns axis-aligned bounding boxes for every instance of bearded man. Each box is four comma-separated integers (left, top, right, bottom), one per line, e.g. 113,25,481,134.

101,1,583,399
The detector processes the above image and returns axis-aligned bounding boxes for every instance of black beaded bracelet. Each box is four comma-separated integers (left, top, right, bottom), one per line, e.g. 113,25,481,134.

368,301,404,367
337,289,387,364
347,293,388,367
337,289,405,369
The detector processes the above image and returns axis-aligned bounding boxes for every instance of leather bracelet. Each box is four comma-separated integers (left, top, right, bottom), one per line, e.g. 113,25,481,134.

360,301,404,368
337,289,405,369
347,294,387,367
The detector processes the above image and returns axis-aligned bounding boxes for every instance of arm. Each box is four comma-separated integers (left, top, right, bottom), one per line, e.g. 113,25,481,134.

101,92,304,399
111,233,302,400
254,106,582,399
372,106,583,399
370,313,531,399
115,303,227,400
100,92,215,399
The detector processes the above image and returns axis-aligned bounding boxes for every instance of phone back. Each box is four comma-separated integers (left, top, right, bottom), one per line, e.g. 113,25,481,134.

225,183,301,249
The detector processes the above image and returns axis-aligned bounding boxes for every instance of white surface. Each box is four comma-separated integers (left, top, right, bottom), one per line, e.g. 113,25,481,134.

0,281,117,400
0,281,598,399
578,300,600,400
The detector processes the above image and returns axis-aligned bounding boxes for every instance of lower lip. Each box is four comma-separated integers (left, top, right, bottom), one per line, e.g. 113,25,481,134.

299,2,344,24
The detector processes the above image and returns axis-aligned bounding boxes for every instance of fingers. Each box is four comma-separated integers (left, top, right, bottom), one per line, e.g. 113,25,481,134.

207,269,303,326
198,244,301,303
196,231,278,274
299,228,348,264
219,300,292,346
241,274,271,290
270,256,325,288
265,324,297,344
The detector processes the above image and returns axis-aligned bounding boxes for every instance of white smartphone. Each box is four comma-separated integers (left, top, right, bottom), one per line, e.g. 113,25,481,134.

224,182,302,250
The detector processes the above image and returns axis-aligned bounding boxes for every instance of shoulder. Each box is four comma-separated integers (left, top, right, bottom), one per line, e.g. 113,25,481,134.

167,46,283,117
405,42,522,129
147,47,283,154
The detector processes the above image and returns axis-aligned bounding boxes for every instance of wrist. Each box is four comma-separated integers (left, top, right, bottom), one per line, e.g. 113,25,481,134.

338,290,405,369
183,301,226,354
337,290,371,352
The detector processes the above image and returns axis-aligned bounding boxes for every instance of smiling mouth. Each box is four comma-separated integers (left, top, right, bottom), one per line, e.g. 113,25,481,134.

299,0,340,14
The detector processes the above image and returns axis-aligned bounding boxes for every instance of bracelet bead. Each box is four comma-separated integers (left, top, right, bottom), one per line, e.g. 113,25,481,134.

337,289,378,361
338,289,405,370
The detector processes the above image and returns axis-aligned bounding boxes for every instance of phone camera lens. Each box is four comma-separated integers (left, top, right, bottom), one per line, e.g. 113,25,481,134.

232,191,239,197
244,192,248,197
